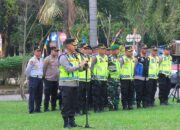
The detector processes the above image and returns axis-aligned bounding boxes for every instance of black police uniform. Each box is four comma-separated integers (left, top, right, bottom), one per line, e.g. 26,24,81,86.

134,56,149,108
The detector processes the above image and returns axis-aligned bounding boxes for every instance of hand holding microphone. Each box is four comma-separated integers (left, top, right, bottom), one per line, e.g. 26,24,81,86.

79,60,87,68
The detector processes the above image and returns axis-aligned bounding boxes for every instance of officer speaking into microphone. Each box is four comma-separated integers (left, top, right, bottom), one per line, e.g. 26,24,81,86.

59,38,87,128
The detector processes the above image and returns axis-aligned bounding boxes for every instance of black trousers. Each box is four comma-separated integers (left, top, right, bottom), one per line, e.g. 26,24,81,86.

44,79,58,110
57,86,63,110
28,77,43,112
159,74,171,103
146,79,157,106
78,82,90,113
88,81,93,108
61,86,78,117
101,81,108,107
92,80,103,111
134,79,147,105
120,80,134,107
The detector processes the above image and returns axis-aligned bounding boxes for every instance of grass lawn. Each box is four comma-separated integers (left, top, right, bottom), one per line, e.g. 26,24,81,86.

0,101,180,130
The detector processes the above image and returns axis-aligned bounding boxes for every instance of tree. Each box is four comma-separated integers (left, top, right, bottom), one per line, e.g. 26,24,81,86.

123,0,180,45
38,0,76,37
0,0,18,56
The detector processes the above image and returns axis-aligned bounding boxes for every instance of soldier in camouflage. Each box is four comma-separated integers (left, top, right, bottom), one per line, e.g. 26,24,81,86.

107,44,121,111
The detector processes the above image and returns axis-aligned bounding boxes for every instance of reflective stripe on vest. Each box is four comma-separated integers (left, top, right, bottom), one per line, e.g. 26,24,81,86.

108,56,120,79
159,55,172,76
59,54,79,81
120,56,135,80
148,56,159,79
93,55,108,81
78,54,91,82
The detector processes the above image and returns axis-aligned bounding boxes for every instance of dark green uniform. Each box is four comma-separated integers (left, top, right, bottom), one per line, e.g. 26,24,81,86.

107,44,121,111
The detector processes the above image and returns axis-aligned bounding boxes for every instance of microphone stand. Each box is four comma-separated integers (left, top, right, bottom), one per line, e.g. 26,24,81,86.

170,55,180,103
84,64,91,128
75,48,93,127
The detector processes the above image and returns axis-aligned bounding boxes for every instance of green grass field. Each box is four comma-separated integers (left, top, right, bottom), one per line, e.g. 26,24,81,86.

0,101,180,130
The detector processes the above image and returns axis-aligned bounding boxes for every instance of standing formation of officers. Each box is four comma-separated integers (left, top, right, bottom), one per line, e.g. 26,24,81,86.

25,38,172,128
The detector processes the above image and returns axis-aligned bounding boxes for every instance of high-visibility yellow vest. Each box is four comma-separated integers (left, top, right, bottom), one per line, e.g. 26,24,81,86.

108,55,121,79
159,55,172,76
120,55,135,80
148,55,159,79
59,54,79,81
93,54,108,81
78,54,91,82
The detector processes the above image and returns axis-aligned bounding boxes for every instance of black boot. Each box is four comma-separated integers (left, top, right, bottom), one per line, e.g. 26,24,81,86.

114,105,118,111
51,106,56,111
69,116,77,127
44,108,49,112
122,101,128,110
63,116,71,128
137,102,141,108
142,102,147,108
128,105,133,110
164,100,169,105
123,105,128,110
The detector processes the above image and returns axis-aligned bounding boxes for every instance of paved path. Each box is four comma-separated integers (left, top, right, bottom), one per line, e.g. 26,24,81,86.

0,94,29,101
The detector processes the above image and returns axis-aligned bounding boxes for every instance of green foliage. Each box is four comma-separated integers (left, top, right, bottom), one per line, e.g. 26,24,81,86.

0,0,180,54
0,0,18,32
123,0,180,45
0,55,31,71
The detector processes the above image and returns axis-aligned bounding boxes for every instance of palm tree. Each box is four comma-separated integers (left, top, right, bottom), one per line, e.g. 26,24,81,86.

89,0,97,47
38,0,98,47
38,0,76,37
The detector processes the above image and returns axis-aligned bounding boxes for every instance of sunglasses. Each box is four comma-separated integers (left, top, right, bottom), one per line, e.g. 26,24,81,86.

73,44,77,46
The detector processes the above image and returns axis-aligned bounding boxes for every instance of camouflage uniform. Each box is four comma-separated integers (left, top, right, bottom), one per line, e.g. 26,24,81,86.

107,78,120,110
107,55,120,111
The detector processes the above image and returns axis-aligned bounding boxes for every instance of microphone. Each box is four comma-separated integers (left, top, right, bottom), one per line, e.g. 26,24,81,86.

75,49,89,69
75,48,85,56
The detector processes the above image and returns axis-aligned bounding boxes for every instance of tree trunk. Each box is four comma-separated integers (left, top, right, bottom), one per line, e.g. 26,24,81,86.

3,33,9,57
89,0,97,47
19,0,28,100
19,58,28,100
63,0,76,37
107,14,111,47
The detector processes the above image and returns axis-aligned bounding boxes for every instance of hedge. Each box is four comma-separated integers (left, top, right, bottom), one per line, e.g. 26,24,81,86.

0,55,31,71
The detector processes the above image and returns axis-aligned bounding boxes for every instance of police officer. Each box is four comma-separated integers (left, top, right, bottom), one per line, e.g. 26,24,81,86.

43,47,59,112
147,46,159,107
59,38,86,128
158,46,172,105
120,46,135,110
134,44,149,108
91,45,108,112
107,44,120,111
78,44,92,114
25,47,43,114
106,47,111,56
